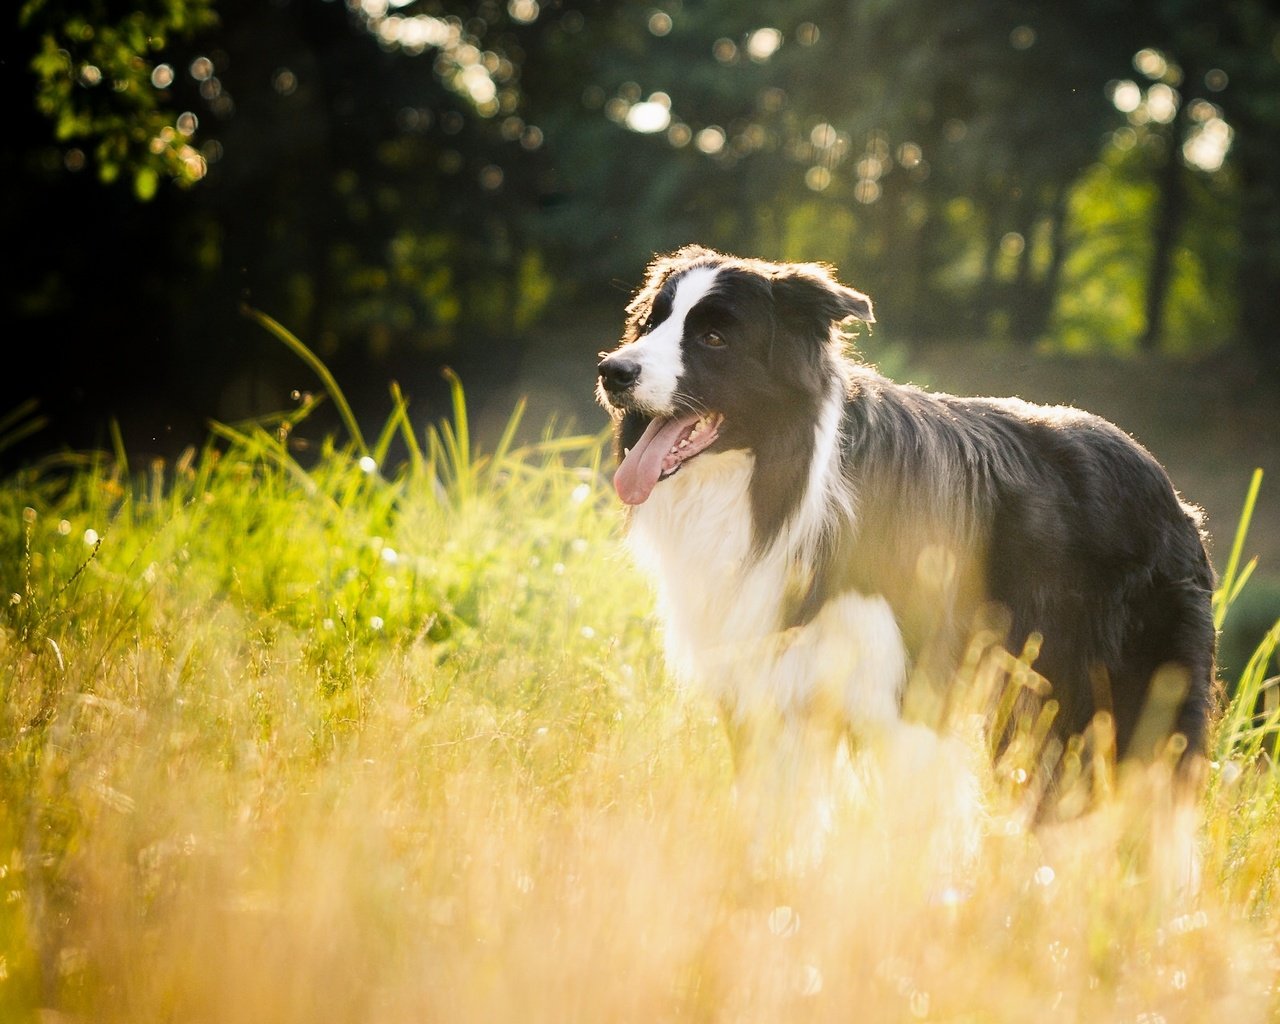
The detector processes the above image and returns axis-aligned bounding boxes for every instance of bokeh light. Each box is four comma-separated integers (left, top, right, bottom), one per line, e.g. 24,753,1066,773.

695,126,726,155
810,123,837,149
804,166,831,192
795,22,819,46
712,38,737,64
508,0,539,24
667,122,692,147
1009,25,1036,50
1145,82,1178,124
1110,80,1141,114
1184,116,1233,172
745,27,782,63
272,68,298,96
1133,48,1168,80
626,96,672,134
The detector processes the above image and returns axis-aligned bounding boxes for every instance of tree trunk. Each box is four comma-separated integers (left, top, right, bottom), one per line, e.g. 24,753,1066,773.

1030,183,1071,341
1139,125,1189,351
1236,165,1280,369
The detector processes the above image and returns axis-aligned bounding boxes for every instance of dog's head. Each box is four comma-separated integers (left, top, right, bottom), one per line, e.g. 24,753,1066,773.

596,246,874,505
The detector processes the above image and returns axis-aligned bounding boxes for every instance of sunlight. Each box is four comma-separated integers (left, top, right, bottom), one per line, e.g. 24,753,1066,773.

810,123,838,149
854,178,880,204
1183,116,1233,173
508,0,539,25
713,38,738,64
626,98,672,135
745,27,782,63
1134,48,1169,80
1010,25,1036,50
1146,82,1178,124
1110,80,1142,114
648,11,673,37
695,126,726,155
805,166,831,192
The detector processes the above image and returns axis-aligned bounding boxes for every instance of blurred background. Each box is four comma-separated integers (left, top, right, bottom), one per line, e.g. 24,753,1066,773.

4,0,1279,655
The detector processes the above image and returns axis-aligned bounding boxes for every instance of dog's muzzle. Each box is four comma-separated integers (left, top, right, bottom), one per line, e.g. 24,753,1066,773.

597,354,641,396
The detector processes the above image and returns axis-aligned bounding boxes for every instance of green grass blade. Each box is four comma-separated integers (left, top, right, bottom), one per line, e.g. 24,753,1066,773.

440,368,472,503
1213,468,1263,630
379,382,423,473
206,418,333,508
0,407,49,456
242,304,369,455
1223,556,1259,612
491,396,528,471
0,398,41,437
109,417,129,477
1217,617,1280,760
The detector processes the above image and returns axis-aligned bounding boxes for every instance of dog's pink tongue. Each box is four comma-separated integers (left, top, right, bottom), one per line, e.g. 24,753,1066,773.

614,414,698,505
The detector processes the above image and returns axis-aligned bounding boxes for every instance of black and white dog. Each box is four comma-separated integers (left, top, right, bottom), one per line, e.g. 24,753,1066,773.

597,246,1216,791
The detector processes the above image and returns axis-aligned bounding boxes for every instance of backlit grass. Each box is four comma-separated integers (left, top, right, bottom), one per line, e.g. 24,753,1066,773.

1,359,1277,1022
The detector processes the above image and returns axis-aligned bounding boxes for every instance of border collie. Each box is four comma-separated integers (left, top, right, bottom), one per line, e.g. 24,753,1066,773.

596,246,1216,796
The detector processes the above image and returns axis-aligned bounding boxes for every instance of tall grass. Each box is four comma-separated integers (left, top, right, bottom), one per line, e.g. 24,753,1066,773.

0,351,1277,1022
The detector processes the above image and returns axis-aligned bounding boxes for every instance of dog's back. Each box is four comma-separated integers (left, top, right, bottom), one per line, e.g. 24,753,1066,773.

828,366,1216,761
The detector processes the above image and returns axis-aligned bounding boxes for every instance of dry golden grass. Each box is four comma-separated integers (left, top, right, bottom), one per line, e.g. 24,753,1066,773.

1,379,1277,1023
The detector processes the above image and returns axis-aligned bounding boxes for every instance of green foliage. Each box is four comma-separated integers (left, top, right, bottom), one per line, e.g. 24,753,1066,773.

12,0,1280,363
20,0,219,195
1053,142,1240,354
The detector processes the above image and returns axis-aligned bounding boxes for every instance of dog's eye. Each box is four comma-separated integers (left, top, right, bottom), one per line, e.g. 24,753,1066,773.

700,330,727,349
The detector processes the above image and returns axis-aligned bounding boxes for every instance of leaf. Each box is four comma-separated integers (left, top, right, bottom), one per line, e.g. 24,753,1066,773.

134,165,159,201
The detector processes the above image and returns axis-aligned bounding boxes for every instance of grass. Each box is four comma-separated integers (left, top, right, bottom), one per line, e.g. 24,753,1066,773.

1,342,1278,1022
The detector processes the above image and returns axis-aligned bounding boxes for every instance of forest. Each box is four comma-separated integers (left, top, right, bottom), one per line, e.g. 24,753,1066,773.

6,0,1279,461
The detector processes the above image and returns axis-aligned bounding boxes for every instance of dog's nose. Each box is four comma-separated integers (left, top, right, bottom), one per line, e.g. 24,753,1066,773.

598,354,641,393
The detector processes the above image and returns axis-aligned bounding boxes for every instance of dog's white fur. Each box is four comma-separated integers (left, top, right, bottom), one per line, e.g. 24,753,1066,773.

627,447,907,735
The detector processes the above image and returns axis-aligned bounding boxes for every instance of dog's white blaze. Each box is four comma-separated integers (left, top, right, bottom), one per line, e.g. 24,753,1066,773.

609,265,720,414
628,446,906,730
794,379,853,555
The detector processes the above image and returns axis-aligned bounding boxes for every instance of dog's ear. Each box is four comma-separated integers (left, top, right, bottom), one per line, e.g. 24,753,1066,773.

771,264,875,329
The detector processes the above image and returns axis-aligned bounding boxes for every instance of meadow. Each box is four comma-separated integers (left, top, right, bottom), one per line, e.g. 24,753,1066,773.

1,337,1278,1022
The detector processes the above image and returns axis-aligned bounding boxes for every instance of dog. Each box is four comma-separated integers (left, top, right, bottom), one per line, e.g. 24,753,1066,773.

596,246,1216,819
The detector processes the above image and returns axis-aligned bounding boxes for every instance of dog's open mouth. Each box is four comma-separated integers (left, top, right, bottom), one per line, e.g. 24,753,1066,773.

614,412,723,505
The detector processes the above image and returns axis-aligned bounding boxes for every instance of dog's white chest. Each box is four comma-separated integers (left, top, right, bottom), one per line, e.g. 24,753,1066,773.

628,452,768,663
627,452,906,727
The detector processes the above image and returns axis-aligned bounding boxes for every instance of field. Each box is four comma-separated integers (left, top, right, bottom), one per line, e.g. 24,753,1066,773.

1,356,1278,1023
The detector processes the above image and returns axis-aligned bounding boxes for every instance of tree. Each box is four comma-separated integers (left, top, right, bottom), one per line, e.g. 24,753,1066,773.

20,0,220,198
5,0,1277,469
